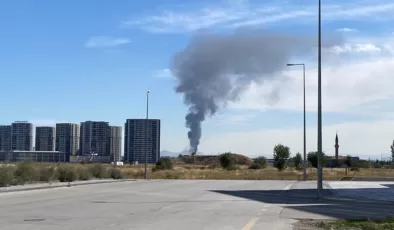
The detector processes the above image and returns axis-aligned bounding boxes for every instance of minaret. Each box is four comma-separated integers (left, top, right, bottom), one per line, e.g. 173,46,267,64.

335,133,339,166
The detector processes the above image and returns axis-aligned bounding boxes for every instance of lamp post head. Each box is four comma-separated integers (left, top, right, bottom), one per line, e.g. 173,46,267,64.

287,63,304,67
147,90,151,94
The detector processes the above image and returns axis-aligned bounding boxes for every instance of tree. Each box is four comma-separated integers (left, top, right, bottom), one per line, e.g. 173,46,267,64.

307,152,318,168
391,140,394,163
273,144,291,171
249,156,268,169
307,151,327,168
345,155,352,167
294,153,302,169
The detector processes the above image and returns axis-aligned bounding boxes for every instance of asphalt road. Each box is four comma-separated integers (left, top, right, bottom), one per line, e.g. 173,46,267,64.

0,180,393,230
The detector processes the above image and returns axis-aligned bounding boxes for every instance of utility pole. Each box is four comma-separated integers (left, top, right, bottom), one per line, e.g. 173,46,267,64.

144,90,151,180
286,63,307,181
317,0,323,195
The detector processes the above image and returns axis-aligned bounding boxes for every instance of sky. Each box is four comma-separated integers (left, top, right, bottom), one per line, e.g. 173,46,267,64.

1,0,394,159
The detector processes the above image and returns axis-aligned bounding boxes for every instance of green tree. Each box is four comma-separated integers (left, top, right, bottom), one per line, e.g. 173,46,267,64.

307,152,316,168
249,156,268,169
307,151,327,168
273,144,291,171
294,152,302,169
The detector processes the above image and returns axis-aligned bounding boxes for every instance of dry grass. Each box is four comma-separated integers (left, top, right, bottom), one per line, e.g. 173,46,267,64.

4,162,394,182
116,164,394,180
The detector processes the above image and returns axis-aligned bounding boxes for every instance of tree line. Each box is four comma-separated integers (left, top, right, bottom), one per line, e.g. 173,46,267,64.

216,143,394,171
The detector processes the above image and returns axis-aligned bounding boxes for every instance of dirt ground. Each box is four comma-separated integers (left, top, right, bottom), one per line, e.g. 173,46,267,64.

292,219,337,230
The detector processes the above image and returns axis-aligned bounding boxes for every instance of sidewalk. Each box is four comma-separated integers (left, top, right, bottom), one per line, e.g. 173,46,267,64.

281,181,394,203
0,179,136,193
325,181,394,203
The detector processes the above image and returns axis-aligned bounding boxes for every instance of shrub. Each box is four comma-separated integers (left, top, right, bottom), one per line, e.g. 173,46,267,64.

373,163,382,168
253,157,268,168
355,160,371,168
219,152,237,170
250,156,268,170
0,165,15,187
14,161,38,184
293,153,302,169
108,168,124,179
77,167,92,181
154,158,173,171
226,164,239,171
350,167,360,172
249,163,263,169
39,166,57,182
134,171,145,178
89,164,107,179
57,166,78,182
208,164,219,170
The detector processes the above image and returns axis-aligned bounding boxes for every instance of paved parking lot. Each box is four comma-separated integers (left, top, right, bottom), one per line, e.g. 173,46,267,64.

1,180,394,230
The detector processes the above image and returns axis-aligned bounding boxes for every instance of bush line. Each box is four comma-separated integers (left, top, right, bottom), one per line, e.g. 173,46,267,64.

0,161,124,187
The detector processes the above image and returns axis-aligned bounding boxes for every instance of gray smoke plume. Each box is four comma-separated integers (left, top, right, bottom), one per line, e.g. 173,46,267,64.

171,29,342,153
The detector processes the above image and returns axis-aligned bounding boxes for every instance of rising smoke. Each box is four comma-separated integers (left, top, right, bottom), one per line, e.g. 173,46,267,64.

171,29,342,153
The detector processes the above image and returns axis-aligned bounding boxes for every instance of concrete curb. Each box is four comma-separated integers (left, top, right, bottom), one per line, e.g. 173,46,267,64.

322,182,336,195
321,195,394,205
0,179,137,193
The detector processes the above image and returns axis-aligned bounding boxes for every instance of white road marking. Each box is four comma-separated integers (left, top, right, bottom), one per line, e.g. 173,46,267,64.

284,183,294,191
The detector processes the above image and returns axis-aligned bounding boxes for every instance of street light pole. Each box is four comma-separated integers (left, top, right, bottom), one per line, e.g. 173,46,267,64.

286,63,307,181
145,90,150,180
317,0,323,195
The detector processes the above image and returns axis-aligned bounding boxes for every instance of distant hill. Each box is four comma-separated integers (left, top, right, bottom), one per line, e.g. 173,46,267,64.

160,150,204,157
175,153,253,165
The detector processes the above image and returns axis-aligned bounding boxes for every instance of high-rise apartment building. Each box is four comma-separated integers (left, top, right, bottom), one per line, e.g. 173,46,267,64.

109,126,122,162
80,121,109,156
35,126,55,151
124,119,160,164
0,125,12,151
11,121,33,151
56,123,80,157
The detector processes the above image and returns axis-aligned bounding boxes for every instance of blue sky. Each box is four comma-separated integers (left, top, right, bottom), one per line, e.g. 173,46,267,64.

1,0,394,158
